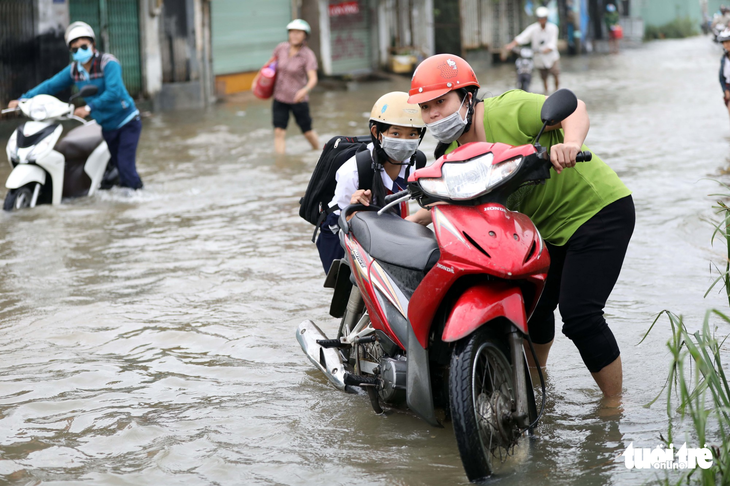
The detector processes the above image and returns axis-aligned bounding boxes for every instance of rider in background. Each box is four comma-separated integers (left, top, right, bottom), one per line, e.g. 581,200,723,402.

407,54,634,400
316,92,427,273
504,6,560,94
6,21,143,190
719,29,730,121
605,4,620,54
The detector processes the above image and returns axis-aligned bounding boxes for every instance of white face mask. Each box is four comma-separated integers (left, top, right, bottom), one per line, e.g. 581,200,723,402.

380,135,420,162
426,96,469,144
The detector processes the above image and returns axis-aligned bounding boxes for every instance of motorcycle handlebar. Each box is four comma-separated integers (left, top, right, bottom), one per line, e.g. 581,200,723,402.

384,189,409,204
575,150,592,162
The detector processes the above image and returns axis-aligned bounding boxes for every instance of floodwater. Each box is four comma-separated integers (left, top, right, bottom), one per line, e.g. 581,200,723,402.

0,36,728,485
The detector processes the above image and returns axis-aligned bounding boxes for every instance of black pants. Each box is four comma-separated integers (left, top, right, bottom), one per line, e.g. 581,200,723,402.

316,212,344,274
528,196,635,373
101,117,143,189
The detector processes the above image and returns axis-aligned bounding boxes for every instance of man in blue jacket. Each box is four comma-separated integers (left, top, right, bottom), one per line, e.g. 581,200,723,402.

7,21,143,190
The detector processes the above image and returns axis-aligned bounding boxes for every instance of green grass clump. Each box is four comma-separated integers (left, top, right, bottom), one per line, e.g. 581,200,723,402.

642,311,730,484
645,17,698,40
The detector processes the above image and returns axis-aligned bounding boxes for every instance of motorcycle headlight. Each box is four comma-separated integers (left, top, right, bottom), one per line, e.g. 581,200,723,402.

29,105,48,121
419,154,523,200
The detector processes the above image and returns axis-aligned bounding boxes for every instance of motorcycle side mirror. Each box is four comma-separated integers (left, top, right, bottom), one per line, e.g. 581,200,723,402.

533,89,579,145
69,84,99,102
540,88,578,126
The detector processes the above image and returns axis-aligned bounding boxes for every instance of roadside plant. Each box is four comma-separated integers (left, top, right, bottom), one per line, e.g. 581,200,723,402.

641,184,730,484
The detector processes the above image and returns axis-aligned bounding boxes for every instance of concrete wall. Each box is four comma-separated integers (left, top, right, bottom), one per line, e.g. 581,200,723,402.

139,0,164,99
639,0,724,27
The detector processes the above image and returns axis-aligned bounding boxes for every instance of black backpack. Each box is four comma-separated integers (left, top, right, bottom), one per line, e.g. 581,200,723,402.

299,134,426,240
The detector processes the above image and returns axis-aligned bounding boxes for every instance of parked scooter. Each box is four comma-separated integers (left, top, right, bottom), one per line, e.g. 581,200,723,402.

2,85,114,210
296,89,592,482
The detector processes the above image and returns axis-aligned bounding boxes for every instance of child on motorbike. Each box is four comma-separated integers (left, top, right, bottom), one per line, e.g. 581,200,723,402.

316,91,427,273
719,29,730,121
407,54,634,400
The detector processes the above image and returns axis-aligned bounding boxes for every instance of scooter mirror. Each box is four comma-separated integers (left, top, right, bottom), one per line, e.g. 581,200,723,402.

69,84,99,102
540,88,578,126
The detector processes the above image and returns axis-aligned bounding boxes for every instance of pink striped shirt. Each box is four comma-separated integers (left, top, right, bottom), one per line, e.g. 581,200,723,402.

272,42,318,104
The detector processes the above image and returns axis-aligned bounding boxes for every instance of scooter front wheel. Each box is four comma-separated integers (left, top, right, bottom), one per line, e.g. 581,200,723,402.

449,327,523,481
4,186,33,211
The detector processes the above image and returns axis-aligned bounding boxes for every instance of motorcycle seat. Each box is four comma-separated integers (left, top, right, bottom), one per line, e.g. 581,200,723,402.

349,211,440,272
55,122,103,162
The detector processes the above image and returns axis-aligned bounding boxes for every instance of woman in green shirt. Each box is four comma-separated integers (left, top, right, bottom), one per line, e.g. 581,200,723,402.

406,54,634,399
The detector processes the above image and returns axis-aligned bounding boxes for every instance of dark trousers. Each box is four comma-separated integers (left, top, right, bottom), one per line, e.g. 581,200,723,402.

102,117,143,189
528,196,635,373
316,212,344,274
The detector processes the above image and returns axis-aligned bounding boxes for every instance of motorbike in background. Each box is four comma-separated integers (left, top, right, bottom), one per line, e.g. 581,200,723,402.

296,89,592,482
2,85,114,210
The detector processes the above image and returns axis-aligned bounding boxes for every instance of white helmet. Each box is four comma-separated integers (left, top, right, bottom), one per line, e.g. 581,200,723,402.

719,27,730,42
535,6,549,18
287,19,311,34
65,21,95,47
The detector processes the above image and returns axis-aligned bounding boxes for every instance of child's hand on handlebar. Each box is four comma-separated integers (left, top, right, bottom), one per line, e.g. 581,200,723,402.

550,142,581,174
350,189,372,206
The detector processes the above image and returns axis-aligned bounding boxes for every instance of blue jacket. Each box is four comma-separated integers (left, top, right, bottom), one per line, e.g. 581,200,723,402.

20,51,137,132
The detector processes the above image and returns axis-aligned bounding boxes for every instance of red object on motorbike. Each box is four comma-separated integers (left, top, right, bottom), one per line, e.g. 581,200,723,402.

252,63,277,99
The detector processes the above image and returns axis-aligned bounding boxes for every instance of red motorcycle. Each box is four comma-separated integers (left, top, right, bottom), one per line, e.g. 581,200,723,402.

296,89,591,481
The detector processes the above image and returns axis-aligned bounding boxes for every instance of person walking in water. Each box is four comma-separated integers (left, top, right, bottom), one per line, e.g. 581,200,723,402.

259,19,320,155
7,21,143,190
605,4,621,54
504,6,560,94
718,29,730,122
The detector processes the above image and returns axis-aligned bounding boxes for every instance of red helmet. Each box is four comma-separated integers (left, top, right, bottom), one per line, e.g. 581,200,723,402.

408,54,480,104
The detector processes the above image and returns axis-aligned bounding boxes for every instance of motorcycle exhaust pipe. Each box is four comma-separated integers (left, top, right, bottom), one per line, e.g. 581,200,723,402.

296,320,347,390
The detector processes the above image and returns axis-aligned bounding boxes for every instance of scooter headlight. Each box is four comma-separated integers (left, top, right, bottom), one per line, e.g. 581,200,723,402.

29,105,48,121
419,154,523,200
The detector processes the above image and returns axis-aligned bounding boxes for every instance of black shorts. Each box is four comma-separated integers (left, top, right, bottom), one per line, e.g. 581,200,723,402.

527,195,635,373
272,99,313,133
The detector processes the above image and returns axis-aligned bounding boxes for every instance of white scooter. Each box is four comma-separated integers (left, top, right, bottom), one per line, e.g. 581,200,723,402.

2,85,112,210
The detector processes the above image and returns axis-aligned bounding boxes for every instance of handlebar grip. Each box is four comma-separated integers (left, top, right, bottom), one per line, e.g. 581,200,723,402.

575,151,592,162
384,189,408,204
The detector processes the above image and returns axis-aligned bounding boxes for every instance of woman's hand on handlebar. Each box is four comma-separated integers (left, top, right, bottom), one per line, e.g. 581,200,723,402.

549,142,582,174
350,189,372,206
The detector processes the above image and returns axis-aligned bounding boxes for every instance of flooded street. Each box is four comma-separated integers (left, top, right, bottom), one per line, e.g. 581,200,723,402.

1,36,729,485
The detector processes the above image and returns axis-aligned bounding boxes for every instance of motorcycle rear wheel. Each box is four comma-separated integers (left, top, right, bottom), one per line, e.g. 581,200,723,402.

4,185,33,211
449,327,530,481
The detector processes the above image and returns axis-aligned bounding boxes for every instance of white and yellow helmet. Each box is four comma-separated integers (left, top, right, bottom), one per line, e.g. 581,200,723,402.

369,91,426,129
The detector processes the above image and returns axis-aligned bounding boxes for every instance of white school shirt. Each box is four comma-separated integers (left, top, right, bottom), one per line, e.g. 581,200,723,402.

329,143,410,213
514,22,560,69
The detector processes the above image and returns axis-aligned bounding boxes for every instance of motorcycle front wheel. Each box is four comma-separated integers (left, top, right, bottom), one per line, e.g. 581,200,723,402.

4,185,33,211
449,327,528,482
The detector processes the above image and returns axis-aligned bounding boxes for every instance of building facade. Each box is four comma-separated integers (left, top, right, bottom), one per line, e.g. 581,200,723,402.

0,0,213,111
